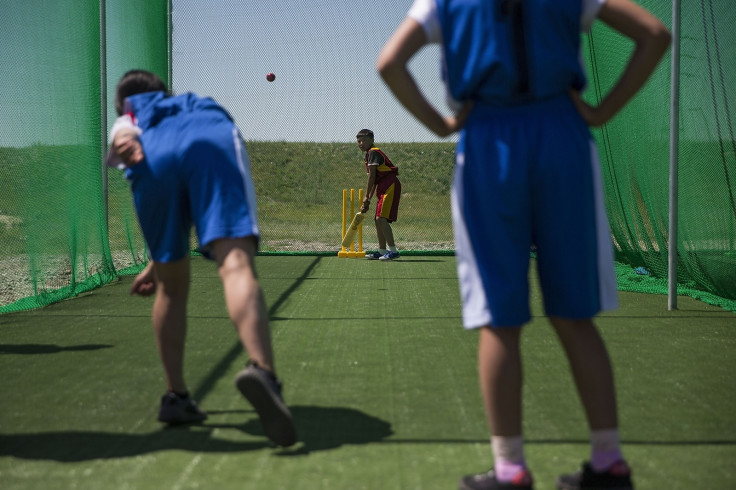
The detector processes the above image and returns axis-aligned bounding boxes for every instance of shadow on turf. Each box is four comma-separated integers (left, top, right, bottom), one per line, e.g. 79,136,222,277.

205,405,394,455
259,405,394,455
0,429,270,462
0,405,394,461
0,344,113,355
4,426,735,462
390,259,446,263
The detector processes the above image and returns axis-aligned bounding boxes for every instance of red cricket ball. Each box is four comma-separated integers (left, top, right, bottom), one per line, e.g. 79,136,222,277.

266,72,276,82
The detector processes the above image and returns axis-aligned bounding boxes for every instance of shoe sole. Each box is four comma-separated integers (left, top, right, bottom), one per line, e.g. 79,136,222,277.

557,487,632,490
556,479,632,490
235,369,297,447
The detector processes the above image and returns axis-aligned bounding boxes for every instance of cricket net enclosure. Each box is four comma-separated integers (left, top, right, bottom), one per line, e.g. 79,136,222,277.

1,0,734,313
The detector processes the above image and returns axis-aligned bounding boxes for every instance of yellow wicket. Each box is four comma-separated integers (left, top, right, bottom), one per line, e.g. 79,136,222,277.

338,188,364,258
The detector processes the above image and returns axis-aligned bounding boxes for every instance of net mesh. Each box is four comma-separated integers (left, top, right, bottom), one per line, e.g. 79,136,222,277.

1,2,109,312
105,0,170,274
0,0,168,312
583,0,736,305
1,1,734,313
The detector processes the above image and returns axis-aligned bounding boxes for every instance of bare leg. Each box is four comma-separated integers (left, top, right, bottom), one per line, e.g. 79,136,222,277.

378,217,396,248
211,236,275,372
549,316,618,430
375,217,387,250
151,257,191,394
478,326,523,436
212,237,296,446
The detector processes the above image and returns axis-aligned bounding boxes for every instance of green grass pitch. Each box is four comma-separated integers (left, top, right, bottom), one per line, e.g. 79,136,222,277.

0,255,734,489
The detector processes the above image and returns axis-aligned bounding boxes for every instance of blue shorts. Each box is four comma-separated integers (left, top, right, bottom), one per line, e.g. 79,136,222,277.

126,112,259,262
452,95,617,328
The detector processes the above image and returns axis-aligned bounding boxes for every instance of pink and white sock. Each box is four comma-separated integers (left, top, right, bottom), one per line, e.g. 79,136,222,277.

492,435,527,482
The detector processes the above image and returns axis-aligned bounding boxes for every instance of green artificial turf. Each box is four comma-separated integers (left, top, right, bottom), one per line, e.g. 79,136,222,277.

0,256,734,489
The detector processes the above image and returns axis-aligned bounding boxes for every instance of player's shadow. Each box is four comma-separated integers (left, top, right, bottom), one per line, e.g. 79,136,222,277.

393,259,446,263
0,344,113,355
0,427,269,462
0,405,392,462
244,405,394,455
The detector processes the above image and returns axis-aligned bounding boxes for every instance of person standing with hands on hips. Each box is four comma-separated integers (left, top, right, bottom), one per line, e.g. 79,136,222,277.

356,129,402,260
377,1,670,489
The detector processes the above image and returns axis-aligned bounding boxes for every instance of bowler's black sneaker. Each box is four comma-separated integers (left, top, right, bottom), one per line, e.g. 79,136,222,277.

235,361,297,447
556,460,633,490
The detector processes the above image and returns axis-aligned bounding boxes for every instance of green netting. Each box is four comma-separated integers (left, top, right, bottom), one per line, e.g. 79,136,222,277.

583,0,736,305
105,0,170,275
0,0,169,313
0,2,109,312
1,1,734,314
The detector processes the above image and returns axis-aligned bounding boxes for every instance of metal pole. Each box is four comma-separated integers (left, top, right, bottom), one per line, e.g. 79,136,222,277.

168,0,173,88
100,0,108,231
668,0,681,310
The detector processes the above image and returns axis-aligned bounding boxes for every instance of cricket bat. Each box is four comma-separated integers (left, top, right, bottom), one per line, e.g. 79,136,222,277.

341,212,365,248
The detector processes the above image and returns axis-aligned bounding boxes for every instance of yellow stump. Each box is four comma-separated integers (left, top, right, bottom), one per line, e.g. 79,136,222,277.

338,188,364,258
358,189,363,252
338,189,349,257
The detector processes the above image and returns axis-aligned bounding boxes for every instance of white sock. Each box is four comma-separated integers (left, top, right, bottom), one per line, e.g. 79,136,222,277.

590,428,623,471
389,245,398,253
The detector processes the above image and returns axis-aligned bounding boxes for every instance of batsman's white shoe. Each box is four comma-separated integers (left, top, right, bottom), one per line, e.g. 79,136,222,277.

379,251,400,260
366,251,382,260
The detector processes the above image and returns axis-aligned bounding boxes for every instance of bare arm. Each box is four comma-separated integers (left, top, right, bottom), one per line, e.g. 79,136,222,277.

361,166,378,213
377,17,472,137
130,261,156,296
571,0,671,127
107,115,145,167
112,128,145,165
